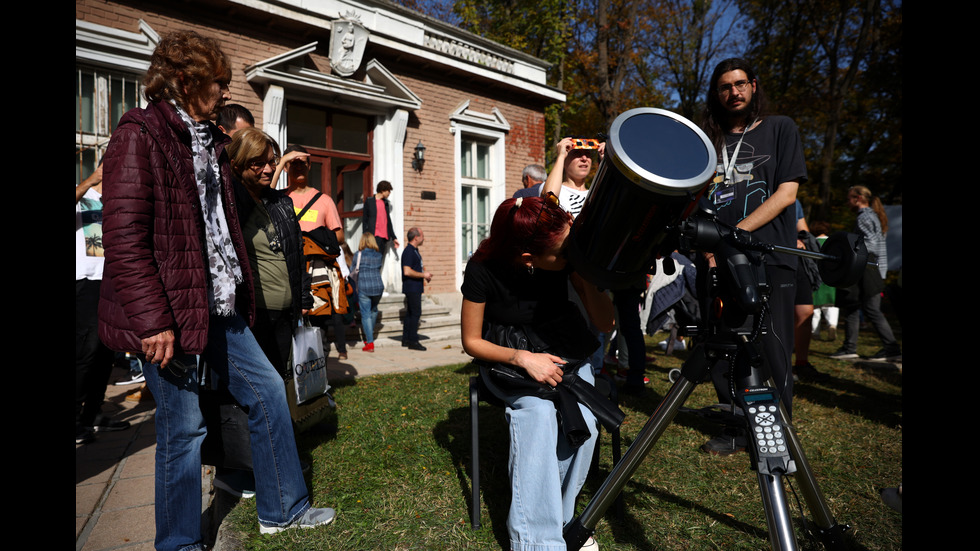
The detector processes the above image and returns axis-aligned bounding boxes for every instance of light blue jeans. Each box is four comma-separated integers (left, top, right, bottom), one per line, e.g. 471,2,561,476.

358,293,381,343
488,363,599,551
142,314,310,551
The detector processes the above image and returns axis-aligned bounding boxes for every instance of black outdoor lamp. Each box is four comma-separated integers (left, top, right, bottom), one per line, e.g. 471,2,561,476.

412,140,426,172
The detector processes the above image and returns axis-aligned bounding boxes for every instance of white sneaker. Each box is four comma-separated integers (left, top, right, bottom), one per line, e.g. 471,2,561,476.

259,507,336,534
113,372,145,385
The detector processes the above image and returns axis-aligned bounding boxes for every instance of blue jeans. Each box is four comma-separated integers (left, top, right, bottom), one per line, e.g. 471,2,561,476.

358,293,381,343
487,363,598,551
142,315,310,551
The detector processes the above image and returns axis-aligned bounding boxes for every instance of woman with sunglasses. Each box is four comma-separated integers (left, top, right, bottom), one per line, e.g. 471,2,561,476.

207,128,312,498
461,195,613,551
228,128,312,381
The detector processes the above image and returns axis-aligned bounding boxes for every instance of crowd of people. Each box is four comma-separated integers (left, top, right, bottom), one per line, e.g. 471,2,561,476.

74,28,449,550
76,28,899,550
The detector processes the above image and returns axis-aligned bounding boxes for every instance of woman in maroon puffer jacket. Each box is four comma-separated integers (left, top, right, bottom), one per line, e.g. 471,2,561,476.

98,30,334,550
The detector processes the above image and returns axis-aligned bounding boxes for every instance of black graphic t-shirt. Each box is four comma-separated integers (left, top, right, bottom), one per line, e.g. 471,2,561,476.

707,116,807,268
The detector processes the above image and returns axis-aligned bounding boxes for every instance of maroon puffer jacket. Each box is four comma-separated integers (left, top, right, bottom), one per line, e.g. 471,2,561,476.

98,100,255,355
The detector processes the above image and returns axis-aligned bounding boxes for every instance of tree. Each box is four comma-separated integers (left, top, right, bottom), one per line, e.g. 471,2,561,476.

450,0,573,148
562,0,669,140
643,0,742,122
737,0,902,222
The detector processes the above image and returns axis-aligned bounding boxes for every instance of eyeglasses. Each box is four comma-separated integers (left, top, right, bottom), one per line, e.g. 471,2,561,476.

716,79,752,95
247,157,280,171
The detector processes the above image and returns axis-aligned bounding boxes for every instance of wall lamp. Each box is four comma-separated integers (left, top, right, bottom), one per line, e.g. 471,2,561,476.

412,140,426,172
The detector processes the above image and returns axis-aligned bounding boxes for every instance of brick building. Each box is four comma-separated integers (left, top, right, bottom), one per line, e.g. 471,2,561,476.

76,0,564,304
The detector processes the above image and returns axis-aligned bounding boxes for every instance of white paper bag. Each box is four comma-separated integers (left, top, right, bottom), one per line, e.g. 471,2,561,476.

291,322,330,404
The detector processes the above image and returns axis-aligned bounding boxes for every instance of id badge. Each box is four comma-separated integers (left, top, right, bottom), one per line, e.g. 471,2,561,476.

712,179,737,205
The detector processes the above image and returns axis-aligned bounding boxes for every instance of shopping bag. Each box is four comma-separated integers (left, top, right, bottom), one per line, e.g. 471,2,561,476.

291,321,330,404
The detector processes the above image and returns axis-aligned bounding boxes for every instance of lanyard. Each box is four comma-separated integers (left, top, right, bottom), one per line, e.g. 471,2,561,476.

721,117,758,185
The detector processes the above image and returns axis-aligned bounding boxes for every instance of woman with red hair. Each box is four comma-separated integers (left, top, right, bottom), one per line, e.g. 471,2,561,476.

461,195,613,551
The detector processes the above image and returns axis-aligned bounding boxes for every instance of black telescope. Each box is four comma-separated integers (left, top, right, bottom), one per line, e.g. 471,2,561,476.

567,108,868,290
561,108,856,551
566,107,716,290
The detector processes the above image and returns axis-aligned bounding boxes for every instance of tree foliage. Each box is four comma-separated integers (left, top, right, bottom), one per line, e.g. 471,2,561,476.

642,0,742,122
737,0,902,221
451,0,574,152
398,0,901,226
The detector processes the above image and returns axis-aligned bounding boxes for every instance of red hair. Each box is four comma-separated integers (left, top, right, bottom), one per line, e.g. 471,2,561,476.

471,196,572,264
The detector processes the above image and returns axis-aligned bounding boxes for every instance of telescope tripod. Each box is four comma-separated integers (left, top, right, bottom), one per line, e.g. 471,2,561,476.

563,334,850,551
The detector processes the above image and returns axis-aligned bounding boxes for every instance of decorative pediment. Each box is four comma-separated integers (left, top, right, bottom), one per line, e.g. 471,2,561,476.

76,19,158,73
245,43,421,111
449,100,510,133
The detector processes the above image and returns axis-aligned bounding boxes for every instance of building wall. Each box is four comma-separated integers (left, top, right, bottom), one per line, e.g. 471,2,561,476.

77,0,303,125
78,0,552,295
393,69,546,293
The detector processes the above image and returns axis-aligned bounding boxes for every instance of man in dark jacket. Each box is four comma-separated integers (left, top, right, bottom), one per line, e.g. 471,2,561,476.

99,31,334,550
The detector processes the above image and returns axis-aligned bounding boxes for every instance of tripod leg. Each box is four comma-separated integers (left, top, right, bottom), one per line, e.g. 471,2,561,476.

758,471,799,551
777,400,850,549
564,374,700,550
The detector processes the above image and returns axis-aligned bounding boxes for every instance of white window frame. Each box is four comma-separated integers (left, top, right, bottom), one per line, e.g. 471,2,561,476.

459,138,494,272
75,66,143,184
75,19,156,185
451,101,510,289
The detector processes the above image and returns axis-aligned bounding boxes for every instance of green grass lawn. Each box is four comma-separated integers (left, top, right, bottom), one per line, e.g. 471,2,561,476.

227,329,902,550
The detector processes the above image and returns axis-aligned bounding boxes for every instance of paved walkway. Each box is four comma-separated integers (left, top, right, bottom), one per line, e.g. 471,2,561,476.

75,334,469,551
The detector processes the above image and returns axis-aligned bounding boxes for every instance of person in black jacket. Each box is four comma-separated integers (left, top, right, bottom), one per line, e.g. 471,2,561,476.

228,127,313,379
362,180,399,255
214,127,316,501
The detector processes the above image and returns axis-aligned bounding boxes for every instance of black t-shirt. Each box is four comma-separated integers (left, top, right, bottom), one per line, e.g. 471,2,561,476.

462,258,572,327
707,116,807,267
462,258,598,360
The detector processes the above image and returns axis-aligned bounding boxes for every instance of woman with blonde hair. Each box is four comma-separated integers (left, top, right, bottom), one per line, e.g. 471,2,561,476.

227,127,311,376
354,232,385,352
831,185,900,361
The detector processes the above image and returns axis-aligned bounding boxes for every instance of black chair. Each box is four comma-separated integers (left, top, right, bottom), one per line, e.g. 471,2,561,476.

468,371,623,529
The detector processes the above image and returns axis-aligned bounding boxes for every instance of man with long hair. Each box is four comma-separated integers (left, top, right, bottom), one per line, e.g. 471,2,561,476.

699,58,808,454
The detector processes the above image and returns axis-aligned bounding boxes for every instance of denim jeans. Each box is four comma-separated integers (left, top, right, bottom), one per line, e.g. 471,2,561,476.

358,293,381,343
142,314,310,551
487,362,598,551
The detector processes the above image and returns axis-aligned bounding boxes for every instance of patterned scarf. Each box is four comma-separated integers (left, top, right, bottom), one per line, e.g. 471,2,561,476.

175,104,243,316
